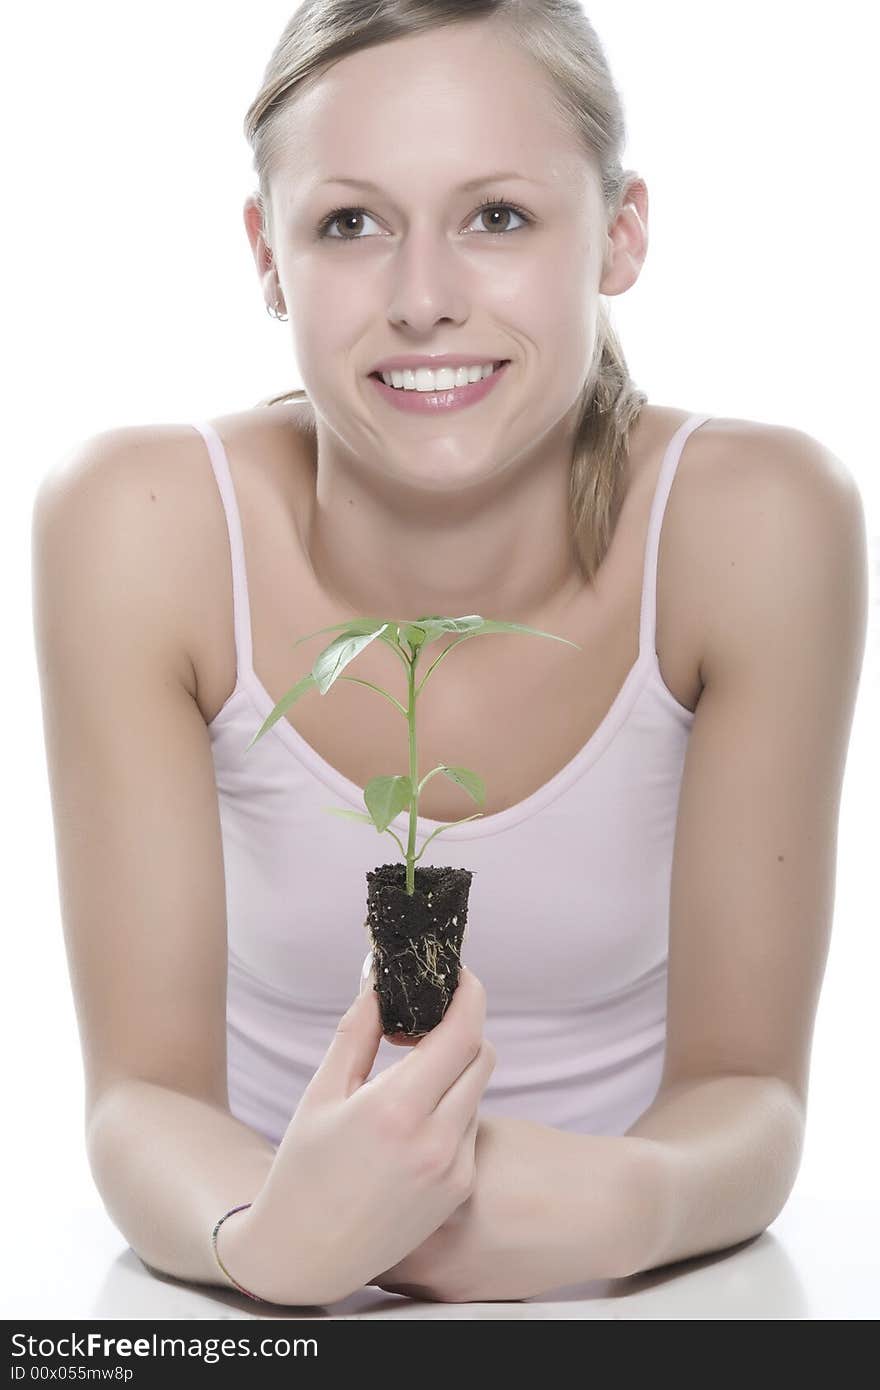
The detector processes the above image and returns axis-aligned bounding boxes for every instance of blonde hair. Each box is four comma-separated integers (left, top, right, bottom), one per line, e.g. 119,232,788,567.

244,0,648,585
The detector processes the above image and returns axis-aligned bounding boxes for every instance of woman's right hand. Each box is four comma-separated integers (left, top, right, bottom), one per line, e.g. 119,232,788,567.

216,964,496,1306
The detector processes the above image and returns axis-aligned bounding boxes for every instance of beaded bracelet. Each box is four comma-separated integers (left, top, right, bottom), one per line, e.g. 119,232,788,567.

211,1203,270,1303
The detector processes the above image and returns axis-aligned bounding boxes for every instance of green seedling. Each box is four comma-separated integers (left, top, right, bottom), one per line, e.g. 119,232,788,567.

245,614,581,895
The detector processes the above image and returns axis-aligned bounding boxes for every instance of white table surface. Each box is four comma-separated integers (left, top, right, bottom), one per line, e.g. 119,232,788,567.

3,1191,878,1320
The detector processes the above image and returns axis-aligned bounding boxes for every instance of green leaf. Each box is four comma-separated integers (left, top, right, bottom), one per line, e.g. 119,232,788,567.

377,625,406,654
312,625,390,694
402,614,581,653
364,774,413,832
440,765,486,807
413,812,485,860
409,615,485,642
244,673,318,752
399,621,428,651
460,617,582,649
322,807,378,826
291,617,390,650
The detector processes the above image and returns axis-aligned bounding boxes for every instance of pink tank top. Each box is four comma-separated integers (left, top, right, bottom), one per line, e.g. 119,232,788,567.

193,411,712,1144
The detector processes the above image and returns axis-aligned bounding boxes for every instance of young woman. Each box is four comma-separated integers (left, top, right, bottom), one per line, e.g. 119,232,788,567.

32,1,867,1306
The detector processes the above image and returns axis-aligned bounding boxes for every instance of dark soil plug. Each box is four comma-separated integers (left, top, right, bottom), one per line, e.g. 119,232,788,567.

364,863,474,1038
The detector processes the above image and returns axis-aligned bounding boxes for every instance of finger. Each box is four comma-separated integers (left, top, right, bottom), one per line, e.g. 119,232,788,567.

428,1038,496,1136
389,966,487,1115
304,974,384,1105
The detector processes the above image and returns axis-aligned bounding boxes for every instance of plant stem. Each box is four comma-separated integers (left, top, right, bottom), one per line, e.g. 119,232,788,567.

405,650,418,894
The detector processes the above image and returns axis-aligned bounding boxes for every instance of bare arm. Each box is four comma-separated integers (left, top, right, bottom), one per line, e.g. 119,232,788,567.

625,434,868,1270
86,1079,277,1289
32,429,295,1301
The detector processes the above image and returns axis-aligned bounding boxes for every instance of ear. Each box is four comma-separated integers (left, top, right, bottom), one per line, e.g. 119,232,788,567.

243,193,281,309
599,175,649,297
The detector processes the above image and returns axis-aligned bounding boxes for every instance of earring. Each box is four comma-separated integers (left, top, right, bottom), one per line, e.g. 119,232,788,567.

266,298,288,321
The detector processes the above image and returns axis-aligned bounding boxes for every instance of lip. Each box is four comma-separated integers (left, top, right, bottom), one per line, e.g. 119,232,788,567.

368,359,510,414
369,353,509,374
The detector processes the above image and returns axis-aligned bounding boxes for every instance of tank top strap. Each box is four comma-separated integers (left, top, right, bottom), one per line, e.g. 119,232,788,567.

190,420,254,686
638,412,714,659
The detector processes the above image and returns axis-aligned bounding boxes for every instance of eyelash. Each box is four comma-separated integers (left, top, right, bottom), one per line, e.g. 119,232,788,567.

316,194,533,243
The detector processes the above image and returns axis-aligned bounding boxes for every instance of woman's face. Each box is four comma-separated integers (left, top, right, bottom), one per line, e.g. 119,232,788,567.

254,21,625,491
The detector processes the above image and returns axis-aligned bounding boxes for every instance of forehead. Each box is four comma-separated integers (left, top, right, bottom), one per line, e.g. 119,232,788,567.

269,23,590,197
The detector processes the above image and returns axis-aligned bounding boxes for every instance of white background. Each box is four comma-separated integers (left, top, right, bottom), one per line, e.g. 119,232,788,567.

3,1,878,1315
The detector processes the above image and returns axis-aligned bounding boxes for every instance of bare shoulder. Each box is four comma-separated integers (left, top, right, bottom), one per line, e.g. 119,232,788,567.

33,404,316,695
33,422,224,699
674,413,859,506
672,415,866,685
35,424,163,512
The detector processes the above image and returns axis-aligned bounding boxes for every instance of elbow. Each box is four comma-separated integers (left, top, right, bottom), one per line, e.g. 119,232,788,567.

631,1082,806,1275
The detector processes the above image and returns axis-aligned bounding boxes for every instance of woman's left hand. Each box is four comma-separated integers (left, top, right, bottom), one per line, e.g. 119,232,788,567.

368,1113,656,1302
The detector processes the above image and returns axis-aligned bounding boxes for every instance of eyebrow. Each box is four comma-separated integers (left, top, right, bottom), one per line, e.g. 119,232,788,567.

316,171,545,192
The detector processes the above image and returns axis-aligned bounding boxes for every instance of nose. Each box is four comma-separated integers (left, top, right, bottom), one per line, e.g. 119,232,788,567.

385,219,470,336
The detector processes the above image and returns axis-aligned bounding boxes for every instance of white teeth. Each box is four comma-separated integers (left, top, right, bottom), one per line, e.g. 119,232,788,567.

380,362,499,391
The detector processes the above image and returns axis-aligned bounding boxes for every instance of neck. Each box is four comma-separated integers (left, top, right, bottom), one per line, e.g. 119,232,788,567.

302,412,591,624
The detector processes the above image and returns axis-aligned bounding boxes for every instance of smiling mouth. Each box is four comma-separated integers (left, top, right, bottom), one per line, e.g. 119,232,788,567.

369,360,510,387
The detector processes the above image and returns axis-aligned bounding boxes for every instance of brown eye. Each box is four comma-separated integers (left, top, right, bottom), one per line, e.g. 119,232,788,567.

319,207,381,241
479,206,512,232
331,211,365,238
468,201,529,236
